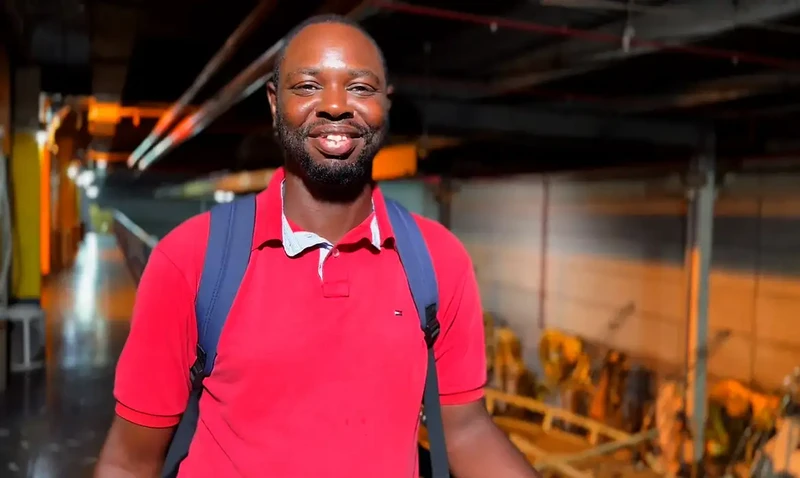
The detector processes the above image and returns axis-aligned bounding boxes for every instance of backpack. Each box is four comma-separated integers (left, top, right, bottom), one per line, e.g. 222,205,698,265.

161,194,450,478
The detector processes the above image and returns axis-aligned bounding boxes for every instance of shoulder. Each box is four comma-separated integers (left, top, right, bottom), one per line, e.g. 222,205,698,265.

412,213,473,283
148,211,211,295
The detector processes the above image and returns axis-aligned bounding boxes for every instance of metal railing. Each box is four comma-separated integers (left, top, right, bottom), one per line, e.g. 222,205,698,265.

112,210,158,283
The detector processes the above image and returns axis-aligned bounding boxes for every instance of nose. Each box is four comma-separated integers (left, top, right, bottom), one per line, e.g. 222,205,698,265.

317,85,354,120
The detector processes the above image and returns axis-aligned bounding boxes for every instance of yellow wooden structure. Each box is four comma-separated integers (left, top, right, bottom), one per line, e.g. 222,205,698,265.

419,388,662,478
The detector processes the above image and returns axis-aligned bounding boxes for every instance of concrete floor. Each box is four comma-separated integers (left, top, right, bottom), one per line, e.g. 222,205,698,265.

0,234,134,477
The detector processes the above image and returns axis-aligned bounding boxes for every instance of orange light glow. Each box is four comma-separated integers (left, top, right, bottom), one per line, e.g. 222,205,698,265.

87,102,122,124
87,149,129,163
372,144,418,180
87,99,183,132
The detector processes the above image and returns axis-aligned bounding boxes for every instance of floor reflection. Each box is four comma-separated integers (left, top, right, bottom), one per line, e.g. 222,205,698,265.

0,233,135,477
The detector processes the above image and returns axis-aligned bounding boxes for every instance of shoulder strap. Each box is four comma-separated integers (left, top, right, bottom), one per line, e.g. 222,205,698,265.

384,198,450,478
161,194,256,478
194,194,256,380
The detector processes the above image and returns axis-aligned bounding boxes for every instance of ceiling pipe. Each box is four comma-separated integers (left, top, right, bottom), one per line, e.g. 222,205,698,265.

541,0,687,16
136,39,284,171
370,1,800,72
542,0,800,36
136,0,377,172
616,72,800,114
393,75,610,105
127,0,279,168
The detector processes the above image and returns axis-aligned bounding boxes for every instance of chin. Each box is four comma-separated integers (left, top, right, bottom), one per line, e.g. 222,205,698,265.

299,152,371,187
306,143,362,165
310,152,359,168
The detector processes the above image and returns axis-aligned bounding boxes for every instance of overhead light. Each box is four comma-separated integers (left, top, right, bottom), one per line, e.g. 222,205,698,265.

213,190,235,203
76,170,95,188
67,163,79,180
35,130,48,147
86,185,99,199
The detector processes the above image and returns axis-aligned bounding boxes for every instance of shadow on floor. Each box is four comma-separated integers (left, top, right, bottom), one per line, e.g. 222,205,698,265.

0,233,134,477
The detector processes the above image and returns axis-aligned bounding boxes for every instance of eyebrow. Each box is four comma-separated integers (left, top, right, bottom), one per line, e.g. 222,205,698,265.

347,68,381,84
287,67,383,85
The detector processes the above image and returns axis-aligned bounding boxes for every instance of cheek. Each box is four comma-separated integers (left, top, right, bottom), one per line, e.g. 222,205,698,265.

281,98,315,127
358,103,388,129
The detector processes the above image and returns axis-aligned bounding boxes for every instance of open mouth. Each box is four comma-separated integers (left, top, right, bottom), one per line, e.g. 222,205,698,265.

311,133,359,158
306,123,366,158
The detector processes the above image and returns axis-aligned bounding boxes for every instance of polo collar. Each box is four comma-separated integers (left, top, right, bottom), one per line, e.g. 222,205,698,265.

251,167,395,252
279,181,381,256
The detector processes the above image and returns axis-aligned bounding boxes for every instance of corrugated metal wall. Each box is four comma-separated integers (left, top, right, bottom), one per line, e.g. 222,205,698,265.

451,172,800,391
101,179,440,240
100,174,800,390
379,179,440,221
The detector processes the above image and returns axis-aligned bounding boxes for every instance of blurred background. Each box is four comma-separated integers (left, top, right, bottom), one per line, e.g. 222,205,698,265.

3,0,800,476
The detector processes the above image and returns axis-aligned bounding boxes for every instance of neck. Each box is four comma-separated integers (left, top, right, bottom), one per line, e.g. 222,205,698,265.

282,171,374,244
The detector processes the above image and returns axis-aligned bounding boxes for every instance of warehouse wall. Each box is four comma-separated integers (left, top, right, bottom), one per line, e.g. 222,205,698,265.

451,172,800,391
379,179,440,221
99,195,208,239
100,179,439,240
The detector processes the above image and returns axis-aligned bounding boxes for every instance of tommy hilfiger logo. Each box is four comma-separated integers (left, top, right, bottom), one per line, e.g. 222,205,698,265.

394,310,403,317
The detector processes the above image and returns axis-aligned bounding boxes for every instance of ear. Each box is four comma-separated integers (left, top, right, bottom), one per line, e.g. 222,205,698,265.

385,84,394,111
267,80,278,127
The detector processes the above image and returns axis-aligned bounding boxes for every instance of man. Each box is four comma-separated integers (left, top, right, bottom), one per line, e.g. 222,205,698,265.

95,14,538,478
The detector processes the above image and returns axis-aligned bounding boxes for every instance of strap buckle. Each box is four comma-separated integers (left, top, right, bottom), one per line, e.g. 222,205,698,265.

189,346,207,389
423,304,440,348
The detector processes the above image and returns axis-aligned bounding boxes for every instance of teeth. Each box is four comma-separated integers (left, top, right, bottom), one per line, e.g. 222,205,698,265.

324,134,345,142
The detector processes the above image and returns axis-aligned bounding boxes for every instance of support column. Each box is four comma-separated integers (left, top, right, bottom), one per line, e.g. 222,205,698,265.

0,44,11,309
684,130,716,469
0,45,10,157
54,136,79,270
436,177,454,229
538,177,550,330
10,67,42,302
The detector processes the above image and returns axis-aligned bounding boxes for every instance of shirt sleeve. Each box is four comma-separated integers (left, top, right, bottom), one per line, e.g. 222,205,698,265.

113,246,197,428
433,251,487,406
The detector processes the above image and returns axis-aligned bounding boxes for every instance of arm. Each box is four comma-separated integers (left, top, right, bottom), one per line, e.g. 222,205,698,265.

444,401,539,478
95,245,198,477
94,418,173,477
430,236,539,478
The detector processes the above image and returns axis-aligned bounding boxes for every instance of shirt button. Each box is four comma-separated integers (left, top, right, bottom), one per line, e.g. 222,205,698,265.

331,248,340,258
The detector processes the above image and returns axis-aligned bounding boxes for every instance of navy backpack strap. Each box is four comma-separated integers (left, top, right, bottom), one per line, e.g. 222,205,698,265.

162,194,256,478
385,198,450,478
194,194,257,381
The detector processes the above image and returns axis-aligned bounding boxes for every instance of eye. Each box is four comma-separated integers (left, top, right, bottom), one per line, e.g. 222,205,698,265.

291,83,320,95
348,84,376,96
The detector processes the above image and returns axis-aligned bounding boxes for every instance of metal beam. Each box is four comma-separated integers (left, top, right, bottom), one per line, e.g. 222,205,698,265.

135,0,379,171
492,0,800,93
127,0,280,168
412,99,704,147
616,72,800,114
396,4,534,75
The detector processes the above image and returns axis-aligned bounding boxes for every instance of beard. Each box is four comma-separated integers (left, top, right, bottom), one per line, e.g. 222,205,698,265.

275,106,388,201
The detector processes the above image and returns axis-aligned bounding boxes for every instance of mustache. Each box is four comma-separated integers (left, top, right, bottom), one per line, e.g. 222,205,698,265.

299,120,371,137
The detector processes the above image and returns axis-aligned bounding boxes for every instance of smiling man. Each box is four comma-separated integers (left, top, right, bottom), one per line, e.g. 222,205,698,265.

95,14,538,478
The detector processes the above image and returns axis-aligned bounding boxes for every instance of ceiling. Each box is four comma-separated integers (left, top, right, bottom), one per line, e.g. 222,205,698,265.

6,0,800,179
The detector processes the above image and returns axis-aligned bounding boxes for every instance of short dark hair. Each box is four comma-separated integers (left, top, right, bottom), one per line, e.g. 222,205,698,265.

268,14,389,88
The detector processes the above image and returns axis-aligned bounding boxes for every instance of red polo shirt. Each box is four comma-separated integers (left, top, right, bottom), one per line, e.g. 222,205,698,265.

113,168,486,477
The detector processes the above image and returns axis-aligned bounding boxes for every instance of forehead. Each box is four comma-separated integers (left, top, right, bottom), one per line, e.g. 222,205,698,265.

282,23,383,75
